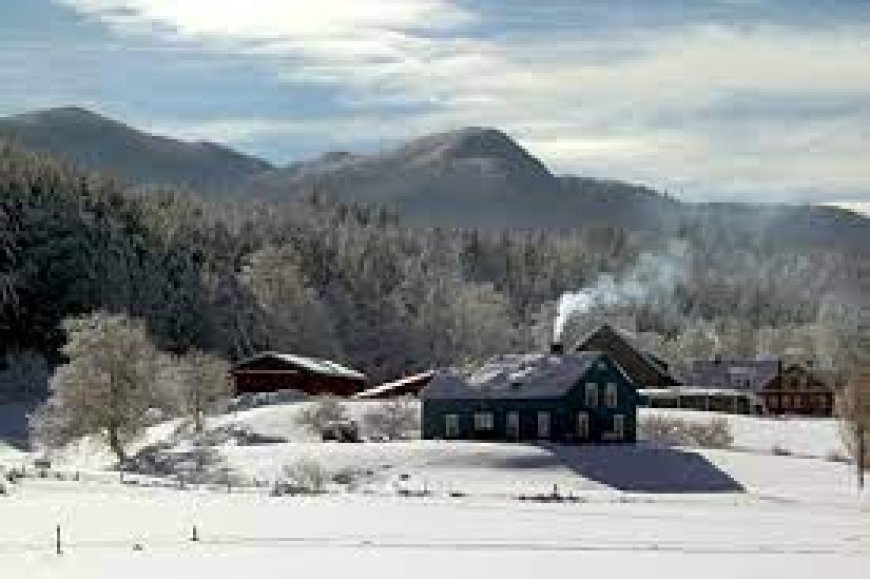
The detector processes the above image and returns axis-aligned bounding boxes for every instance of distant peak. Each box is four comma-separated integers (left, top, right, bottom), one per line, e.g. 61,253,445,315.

14,106,116,126
404,126,531,160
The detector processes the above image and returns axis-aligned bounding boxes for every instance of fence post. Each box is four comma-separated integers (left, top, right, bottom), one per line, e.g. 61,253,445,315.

191,524,199,542
56,524,62,555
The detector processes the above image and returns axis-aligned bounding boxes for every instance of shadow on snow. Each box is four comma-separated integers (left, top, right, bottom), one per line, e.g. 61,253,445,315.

502,442,744,494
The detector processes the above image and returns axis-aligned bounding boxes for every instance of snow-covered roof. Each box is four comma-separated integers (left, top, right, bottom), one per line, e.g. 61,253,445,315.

353,371,435,399
573,324,680,386
686,359,779,392
234,352,366,381
423,352,604,400
640,387,762,399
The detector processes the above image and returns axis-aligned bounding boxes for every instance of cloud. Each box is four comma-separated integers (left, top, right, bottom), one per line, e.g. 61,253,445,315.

55,0,870,202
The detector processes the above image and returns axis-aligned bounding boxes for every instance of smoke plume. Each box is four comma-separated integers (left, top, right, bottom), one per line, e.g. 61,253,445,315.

553,241,689,342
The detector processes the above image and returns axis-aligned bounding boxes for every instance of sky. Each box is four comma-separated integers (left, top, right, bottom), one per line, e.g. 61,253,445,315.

0,0,868,205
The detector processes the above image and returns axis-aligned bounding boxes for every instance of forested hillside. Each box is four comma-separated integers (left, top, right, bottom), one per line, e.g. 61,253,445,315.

0,140,866,401
4,108,869,254
0,107,272,194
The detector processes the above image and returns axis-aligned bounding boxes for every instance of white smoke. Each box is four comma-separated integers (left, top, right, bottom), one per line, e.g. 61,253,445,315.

552,240,690,342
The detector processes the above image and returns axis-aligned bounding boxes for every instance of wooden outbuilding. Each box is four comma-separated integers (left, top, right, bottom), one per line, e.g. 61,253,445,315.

685,359,834,417
422,351,640,443
231,352,367,397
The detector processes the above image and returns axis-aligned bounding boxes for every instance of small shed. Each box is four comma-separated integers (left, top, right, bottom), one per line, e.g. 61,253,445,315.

421,351,639,443
231,352,367,397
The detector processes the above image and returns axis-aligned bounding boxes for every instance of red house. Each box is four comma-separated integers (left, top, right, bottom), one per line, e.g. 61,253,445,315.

232,352,367,397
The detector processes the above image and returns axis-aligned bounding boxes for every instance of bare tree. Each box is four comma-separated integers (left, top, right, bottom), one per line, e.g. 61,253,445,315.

30,312,160,463
839,368,870,489
161,349,232,433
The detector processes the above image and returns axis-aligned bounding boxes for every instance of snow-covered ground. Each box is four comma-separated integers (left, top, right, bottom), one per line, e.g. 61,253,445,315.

2,400,867,577
641,408,848,460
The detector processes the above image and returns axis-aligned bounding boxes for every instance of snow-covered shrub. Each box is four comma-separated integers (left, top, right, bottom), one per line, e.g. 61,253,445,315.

639,415,733,448
273,459,327,495
362,397,419,441
297,396,348,436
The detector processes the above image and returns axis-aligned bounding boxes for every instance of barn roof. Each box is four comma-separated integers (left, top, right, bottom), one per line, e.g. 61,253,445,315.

233,351,366,381
423,352,607,400
573,324,680,386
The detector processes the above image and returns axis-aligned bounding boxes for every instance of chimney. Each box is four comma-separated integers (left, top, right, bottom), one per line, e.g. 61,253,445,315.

550,342,564,355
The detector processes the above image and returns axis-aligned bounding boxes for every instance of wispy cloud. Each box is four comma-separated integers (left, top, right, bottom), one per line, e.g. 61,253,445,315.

53,0,870,202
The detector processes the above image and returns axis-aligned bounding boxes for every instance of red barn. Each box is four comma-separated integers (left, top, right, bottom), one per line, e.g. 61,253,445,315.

232,352,367,397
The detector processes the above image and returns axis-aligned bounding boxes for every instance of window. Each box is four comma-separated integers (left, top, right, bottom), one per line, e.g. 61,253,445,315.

612,414,625,441
445,414,459,438
585,382,599,407
506,412,520,439
605,383,618,408
769,395,780,411
537,411,551,439
473,412,494,431
577,412,589,440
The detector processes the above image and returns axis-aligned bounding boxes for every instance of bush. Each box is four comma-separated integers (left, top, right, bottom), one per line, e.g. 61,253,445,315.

273,459,327,496
639,414,733,449
362,397,419,441
297,396,348,436
771,445,793,456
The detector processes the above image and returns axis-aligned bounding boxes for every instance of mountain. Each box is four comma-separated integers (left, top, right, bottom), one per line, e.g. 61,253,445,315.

0,107,273,193
1,107,867,251
246,126,685,229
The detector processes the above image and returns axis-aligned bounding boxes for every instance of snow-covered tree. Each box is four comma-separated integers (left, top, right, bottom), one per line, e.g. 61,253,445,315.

160,349,232,432
30,312,161,463
362,396,419,440
297,396,348,435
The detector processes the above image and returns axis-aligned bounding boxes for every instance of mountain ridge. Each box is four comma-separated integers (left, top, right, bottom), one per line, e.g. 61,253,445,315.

0,106,273,193
1,106,868,251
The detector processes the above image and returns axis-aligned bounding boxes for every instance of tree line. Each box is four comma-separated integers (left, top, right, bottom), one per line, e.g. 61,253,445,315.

1,139,868,396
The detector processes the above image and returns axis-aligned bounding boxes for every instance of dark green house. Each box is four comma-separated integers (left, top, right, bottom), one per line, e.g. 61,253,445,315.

421,351,639,443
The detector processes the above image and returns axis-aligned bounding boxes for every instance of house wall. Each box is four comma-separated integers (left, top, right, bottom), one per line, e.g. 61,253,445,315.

422,356,638,443
761,365,834,417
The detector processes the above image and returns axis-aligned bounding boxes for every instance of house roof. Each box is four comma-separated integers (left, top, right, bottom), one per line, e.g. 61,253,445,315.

423,352,606,400
640,387,763,399
233,351,367,381
353,371,435,399
573,324,680,386
686,359,780,392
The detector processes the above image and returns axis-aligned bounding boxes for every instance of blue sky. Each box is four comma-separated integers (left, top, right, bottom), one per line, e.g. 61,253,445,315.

1,0,868,204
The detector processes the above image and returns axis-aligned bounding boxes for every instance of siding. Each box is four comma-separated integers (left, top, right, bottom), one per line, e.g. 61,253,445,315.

422,355,638,443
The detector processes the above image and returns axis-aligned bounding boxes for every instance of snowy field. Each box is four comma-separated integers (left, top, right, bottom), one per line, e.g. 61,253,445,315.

2,401,868,577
